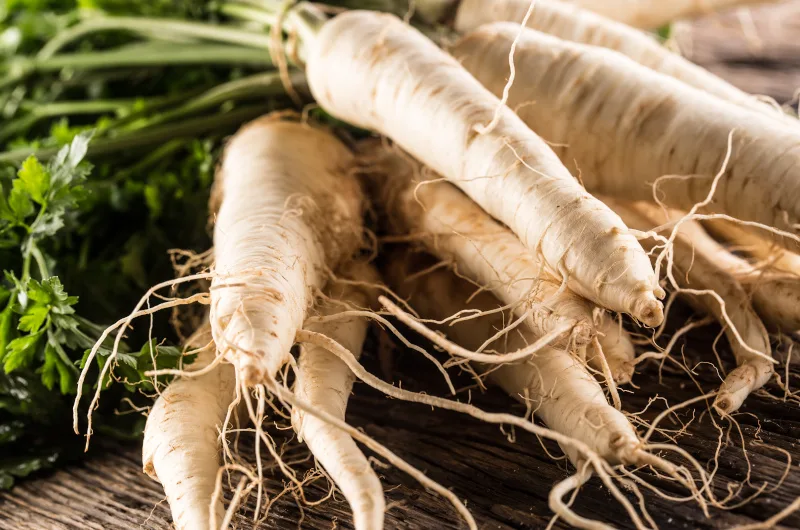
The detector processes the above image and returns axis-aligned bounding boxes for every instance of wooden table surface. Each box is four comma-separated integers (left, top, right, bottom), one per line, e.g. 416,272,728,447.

3,2,800,529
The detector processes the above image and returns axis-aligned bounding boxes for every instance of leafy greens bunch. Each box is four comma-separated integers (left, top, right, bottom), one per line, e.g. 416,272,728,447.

0,0,298,487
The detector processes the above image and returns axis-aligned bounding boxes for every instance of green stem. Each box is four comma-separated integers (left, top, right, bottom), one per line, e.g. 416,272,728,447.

31,245,50,279
0,104,272,164
49,334,79,375
22,99,138,115
20,202,49,283
109,139,185,182
221,1,327,61
38,16,274,59
1,100,140,144
219,3,278,26
37,44,273,71
89,90,210,131
126,71,298,130
21,248,32,283
226,0,283,10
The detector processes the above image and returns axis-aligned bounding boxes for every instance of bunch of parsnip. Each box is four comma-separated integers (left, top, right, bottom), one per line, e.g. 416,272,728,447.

4,0,800,528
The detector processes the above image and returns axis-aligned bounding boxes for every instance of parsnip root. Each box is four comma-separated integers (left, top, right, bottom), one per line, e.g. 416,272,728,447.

557,0,774,29
142,326,236,530
452,0,787,121
293,261,386,530
359,142,595,345
454,23,800,251
210,117,363,385
592,313,637,385
607,199,774,414
306,10,664,325
382,247,701,526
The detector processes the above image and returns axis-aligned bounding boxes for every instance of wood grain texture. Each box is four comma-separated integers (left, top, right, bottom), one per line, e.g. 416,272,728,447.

676,0,800,101
3,2,800,529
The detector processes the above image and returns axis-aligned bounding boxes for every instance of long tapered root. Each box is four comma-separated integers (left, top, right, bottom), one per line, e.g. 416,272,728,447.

453,0,788,122
142,327,237,530
381,246,705,525
358,141,597,346
556,0,775,30
293,261,385,530
454,23,800,251
307,10,663,325
210,116,363,385
382,247,641,463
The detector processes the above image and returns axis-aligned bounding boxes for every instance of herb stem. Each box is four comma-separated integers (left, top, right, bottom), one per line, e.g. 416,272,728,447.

219,3,278,26
36,44,273,71
31,245,50,279
38,16,274,59
124,71,298,130
0,104,273,164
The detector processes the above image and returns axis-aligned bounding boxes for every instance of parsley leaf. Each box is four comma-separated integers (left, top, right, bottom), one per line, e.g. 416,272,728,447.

16,156,48,205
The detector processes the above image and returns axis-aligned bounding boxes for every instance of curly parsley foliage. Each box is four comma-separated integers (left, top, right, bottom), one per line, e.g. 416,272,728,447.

0,0,297,490
0,133,203,488
0,135,92,391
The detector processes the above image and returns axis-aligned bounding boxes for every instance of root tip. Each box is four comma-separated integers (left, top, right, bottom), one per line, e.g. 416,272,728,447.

713,396,733,416
633,296,664,327
614,362,635,385
238,362,265,386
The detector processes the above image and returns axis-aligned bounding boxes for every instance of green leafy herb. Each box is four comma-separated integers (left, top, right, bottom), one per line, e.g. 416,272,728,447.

0,0,295,490
0,133,210,487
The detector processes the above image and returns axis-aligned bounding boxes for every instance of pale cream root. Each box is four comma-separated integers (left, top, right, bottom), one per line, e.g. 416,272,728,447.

592,314,637,385
382,249,708,526
210,117,363,385
384,248,643,466
454,24,800,251
293,261,385,530
557,0,774,29
607,199,773,414
142,326,236,530
453,0,785,120
297,286,706,530
359,142,595,344
307,11,663,326
704,219,800,277
659,212,800,333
